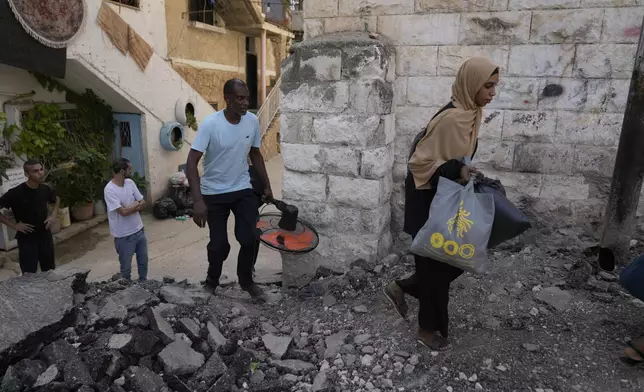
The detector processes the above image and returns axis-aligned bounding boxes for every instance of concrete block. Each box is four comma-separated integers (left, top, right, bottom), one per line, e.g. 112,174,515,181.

394,133,417,163
574,146,617,177
583,0,637,8
304,19,324,40
437,45,510,76
280,113,314,144
341,45,394,81
417,0,509,12
362,203,391,235
488,77,539,110
509,0,581,9
382,113,396,145
502,110,556,143
331,206,363,233
319,146,361,177
513,143,576,174
349,79,394,114
328,176,385,209
406,77,454,108
378,230,393,258
540,175,590,200
304,0,338,18
554,111,623,146
395,106,435,138
281,81,349,113
377,14,460,45
361,145,395,179
312,114,381,146
323,16,378,35
481,109,504,140
537,78,624,112
280,200,336,232
300,49,342,81
390,188,406,231
281,144,323,173
393,161,408,182
283,171,327,202
530,9,603,44
472,139,515,170
459,12,531,45
601,8,644,43
508,45,575,77
395,77,408,106
575,44,636,79
396,46,438,76
339,0,414,16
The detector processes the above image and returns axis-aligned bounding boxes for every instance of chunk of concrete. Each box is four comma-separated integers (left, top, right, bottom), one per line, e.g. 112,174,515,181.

158,340,205,376
262,335,293,360
207,322,227,349
159,286,195,306
177,318,201,341
0,272,79,371
98,299,127,326
41,340,94,388
108,286,156,310
123,366,166,392
147,307,175,344
194,353,227,386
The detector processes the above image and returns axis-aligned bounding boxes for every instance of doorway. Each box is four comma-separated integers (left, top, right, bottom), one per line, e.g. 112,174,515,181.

113,113,145,177
246,37,258,110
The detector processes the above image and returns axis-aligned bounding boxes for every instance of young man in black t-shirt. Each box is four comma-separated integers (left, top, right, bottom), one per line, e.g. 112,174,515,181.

0,160,59,273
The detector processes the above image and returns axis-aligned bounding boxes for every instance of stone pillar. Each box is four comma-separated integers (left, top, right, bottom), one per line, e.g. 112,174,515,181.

279,32,395,288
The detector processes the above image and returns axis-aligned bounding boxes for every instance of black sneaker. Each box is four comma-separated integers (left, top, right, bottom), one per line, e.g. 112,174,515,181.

203,278,218,295
241,283,266,300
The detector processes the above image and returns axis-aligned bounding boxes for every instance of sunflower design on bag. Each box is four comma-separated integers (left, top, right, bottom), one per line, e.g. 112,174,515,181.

447,200,474,238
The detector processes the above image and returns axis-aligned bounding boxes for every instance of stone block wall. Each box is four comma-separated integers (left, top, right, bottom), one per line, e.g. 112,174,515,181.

304,0,644,231
279,33,395,287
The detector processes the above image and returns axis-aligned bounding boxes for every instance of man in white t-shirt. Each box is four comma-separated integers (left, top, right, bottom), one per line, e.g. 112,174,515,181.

104,158,148,281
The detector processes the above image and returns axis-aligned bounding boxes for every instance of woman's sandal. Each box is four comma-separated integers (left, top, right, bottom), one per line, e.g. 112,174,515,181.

621,341,644,366
418,335,452,352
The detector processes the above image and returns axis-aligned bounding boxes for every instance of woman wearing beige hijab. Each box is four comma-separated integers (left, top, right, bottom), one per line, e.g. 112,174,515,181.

384,57,500,351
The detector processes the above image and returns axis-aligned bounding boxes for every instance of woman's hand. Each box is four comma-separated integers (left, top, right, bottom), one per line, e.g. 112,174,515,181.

460,165,479,183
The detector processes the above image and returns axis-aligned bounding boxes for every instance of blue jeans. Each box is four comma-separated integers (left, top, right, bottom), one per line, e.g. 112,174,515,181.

620,254,644,302
114,229,148,281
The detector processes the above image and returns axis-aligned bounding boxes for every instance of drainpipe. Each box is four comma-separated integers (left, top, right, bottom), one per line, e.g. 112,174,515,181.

260,28,267,107
597,15,644,271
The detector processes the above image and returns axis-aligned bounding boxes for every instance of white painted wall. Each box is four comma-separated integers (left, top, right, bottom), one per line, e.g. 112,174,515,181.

66,0,215,201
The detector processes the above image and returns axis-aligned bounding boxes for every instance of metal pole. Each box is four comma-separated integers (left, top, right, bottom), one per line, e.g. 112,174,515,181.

598,15,644,271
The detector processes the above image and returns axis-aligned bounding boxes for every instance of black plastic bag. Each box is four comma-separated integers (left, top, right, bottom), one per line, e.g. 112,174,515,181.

474,178,531,248
153,197,178,220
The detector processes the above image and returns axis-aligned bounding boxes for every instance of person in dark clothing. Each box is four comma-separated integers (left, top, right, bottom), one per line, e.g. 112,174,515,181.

187,79,273,300
383,57,500,351
0,160,59,274
620,254,644,364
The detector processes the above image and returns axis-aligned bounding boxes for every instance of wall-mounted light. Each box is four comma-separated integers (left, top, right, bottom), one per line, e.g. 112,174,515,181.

266,2,271,13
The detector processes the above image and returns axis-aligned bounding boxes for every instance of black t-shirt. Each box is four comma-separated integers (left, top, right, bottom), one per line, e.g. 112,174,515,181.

0,183,56,237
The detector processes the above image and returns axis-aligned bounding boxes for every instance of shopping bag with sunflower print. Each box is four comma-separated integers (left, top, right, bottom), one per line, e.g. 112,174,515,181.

410,176,495,274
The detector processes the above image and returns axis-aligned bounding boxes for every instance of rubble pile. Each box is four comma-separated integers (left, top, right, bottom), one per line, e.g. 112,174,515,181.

2,225,644,392
0,256,417,392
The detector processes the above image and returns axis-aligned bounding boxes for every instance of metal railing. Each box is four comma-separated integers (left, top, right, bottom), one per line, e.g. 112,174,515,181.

257,75,282,136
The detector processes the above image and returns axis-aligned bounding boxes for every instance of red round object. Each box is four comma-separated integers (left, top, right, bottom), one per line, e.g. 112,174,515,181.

256,213,319,254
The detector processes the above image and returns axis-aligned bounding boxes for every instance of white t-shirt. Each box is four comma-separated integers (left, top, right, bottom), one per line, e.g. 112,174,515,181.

104,179,144,238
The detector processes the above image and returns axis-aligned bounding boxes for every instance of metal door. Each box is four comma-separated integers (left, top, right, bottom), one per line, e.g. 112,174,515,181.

113,113,145,176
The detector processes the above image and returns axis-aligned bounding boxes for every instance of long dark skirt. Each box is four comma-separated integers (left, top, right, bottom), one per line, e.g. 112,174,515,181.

398,173,463,338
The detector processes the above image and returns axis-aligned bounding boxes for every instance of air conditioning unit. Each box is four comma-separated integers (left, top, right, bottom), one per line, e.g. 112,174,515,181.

0,208,18,251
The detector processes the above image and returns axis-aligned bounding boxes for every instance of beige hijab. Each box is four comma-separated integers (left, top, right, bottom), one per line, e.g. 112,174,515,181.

408,57,498,189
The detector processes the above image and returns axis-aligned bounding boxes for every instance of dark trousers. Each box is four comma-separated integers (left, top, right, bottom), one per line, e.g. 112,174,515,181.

204,189,259,288
17,232,55,274
397,246,463,338
621,254,644,302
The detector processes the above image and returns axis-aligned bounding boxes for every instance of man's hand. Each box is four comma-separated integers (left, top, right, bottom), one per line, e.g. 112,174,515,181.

15,223,34,234
44,216,56,230
193,200,207,228
263,187,273,201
